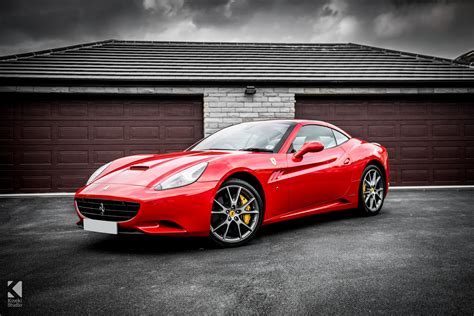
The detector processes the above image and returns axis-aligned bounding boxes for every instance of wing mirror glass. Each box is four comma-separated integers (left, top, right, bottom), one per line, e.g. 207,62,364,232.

293,141,324,160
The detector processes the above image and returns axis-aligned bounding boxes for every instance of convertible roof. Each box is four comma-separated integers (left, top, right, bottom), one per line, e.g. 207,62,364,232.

1,39,473,83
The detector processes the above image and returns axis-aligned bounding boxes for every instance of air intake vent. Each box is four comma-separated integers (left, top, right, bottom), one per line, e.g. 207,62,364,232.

76,198,140,222
130,165,149,170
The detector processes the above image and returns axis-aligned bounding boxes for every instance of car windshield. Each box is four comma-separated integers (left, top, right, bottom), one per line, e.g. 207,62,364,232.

191,121,292,153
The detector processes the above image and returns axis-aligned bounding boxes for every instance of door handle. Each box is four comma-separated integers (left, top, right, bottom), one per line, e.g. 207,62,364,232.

344,158,351,165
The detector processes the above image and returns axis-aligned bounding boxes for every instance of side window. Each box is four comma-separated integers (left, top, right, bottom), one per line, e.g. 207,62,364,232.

290,125,337,152
333,129,349,145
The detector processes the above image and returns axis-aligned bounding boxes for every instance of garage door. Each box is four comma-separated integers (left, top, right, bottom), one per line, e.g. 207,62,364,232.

0,95,203,193
296,95,474,186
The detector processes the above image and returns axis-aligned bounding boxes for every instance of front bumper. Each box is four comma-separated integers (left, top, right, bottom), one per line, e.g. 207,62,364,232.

75,181,219,237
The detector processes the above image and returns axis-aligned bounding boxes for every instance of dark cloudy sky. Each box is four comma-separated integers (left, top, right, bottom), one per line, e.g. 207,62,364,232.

0,0,472,59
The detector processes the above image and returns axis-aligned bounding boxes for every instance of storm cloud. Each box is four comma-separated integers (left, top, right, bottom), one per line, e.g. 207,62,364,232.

0,0,472,58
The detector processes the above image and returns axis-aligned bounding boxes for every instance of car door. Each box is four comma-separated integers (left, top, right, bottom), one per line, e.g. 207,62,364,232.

285,125,352,212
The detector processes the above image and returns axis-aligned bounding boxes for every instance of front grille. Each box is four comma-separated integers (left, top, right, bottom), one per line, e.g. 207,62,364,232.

76,198,140,222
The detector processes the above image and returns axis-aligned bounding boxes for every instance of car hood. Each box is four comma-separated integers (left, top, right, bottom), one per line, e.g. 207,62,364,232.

93,151,238,187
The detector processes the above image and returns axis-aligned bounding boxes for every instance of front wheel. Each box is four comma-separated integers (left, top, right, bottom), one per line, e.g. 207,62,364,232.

210,179,263,247
358,164,386,216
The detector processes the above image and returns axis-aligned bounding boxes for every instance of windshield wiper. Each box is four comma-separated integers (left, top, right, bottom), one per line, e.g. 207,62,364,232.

240,147,273,153
205,148,237,151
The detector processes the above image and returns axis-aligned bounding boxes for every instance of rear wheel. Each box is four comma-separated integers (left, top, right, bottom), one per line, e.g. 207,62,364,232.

210,179,263,247
358,164,386,216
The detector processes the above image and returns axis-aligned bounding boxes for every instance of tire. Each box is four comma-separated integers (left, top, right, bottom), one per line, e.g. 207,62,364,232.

209,178,264,247
358,164,386,216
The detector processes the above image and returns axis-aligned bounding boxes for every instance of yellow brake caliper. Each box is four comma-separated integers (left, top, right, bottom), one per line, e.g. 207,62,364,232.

239,195,252,225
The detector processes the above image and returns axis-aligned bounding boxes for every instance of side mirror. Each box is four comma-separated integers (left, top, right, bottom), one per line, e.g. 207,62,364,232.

293,141,324,160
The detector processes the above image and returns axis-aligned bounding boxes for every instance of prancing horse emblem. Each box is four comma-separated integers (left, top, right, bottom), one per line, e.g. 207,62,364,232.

270,158,277,166
99,203,105,216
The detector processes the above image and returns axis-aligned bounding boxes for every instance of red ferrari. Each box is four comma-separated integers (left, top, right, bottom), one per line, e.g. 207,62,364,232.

75,120,389,247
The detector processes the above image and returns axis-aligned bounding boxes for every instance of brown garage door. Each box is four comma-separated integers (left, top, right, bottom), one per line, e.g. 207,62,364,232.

296,95,474,186
0,95,203,193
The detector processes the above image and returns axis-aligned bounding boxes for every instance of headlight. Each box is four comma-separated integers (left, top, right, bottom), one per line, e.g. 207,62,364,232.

155,162,208,190
86,162,111,185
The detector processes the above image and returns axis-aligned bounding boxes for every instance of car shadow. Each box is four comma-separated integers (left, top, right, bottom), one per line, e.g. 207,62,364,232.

83,234,210,255
82,208,367,254
258,208,362,237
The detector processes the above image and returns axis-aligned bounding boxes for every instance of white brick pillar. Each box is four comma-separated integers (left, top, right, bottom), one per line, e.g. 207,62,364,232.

203,87,295,136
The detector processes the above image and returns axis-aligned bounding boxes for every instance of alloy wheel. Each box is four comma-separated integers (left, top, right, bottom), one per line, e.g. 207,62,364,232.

362,168,384,212
210,184,260,244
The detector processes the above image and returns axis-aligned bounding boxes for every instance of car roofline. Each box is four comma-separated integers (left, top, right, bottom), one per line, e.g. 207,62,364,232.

293,120,352,138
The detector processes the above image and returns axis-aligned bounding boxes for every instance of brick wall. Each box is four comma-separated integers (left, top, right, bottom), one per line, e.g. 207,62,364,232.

203,87,295,136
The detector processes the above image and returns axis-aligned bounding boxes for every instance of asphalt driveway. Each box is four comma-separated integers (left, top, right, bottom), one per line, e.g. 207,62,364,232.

1,190,473,315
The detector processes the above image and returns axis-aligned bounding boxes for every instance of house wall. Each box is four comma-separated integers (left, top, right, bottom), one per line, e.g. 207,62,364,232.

1,85,473,136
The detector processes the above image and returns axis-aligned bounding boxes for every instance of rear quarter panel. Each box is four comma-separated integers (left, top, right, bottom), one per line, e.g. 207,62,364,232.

342,138,390,199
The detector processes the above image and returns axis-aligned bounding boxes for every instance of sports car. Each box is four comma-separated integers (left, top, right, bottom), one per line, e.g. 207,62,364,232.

75,119,389,247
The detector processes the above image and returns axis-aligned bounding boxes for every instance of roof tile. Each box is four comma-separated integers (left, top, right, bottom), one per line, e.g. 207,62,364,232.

0,40,473,82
